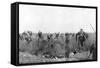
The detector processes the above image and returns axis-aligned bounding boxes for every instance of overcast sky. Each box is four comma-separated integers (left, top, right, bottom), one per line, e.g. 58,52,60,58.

19,4,96,33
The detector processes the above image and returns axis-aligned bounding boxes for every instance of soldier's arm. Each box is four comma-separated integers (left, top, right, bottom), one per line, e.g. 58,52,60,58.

83,32,88,39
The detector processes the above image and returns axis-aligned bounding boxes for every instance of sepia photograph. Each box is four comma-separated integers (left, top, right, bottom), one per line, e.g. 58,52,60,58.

18,3,97,64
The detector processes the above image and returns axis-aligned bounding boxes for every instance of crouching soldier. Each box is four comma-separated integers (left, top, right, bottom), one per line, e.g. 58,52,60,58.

89,42,96,60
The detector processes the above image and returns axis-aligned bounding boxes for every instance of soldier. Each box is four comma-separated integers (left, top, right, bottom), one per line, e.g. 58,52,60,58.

89,42,96,60
37,31,43,47
65,33,70,44
65,33,70,58
55,33,59,39
27,31,32,36
76,29,88,50
38,31,42,39
47,34,51,41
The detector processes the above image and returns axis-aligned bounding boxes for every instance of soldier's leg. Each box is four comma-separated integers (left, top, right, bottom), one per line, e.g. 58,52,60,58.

78,40,81,50
81,41,84,47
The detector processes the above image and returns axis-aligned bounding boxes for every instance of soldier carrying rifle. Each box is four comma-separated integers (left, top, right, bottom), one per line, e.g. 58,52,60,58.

76,29,88,50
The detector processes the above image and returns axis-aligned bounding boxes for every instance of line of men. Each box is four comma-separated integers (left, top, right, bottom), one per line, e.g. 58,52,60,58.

19,29,96,60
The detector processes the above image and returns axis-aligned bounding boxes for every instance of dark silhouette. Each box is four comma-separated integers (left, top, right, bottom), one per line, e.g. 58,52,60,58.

76,29,88,50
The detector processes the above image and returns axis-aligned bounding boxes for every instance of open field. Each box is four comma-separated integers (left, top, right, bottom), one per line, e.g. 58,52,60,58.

19,32,96,63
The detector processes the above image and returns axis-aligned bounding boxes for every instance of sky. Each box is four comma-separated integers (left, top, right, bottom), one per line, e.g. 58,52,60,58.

19,4,96,33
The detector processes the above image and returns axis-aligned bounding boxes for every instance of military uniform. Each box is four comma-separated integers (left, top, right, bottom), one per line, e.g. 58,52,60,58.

76,29,88,50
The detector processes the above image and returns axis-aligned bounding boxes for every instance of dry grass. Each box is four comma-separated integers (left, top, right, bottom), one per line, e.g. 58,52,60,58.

19,33,96,63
